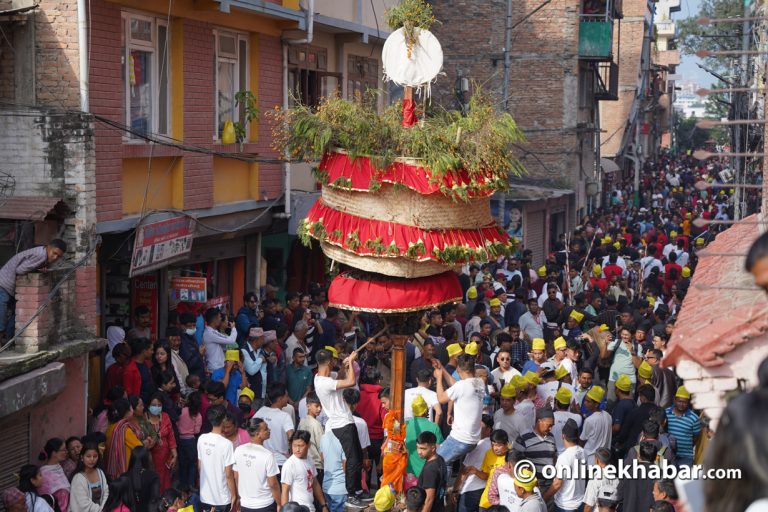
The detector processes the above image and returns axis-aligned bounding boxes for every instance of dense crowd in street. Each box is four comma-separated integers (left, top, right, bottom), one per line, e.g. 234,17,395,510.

1,153,743,512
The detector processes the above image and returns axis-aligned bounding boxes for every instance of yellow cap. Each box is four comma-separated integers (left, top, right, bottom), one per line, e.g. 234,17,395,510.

569,310,584,324
598,324,610,332
613,242,621,250
490,298,502,307
538,265,547,277
239,387,255,401
523,371,540,387
325,346,339,359
670,231,677,237
178,507,195,512
555,386,572,405
682,267,691,278
513,467,538,492
500,382,517,398
555,365,569,381
467,286,478,299
465,341,479,356
638,360,653,380
225,349,241,362
411,394,429,417
512,375,527,393
648,296,656,307
554,336,567,350
686,212,692,219
447,343,463,358
676,385,691,399
696,237,705,245
374,485,395,512
615,374,632,393
586,385,605,403
593,264,602,276
605,235,612,243
729,188,734,194
532,338,546,351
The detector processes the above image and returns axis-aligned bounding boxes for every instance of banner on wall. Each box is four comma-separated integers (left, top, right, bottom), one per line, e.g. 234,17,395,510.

130,216,196,277
170,277,208,303
490,199,524,243
131,274,158,341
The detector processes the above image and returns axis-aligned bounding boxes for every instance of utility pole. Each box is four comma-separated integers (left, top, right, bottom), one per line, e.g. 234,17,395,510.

734,1,752,220
499,0,513,227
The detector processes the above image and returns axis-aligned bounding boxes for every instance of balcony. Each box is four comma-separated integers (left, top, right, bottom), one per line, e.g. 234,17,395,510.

656,49,680,67
579,0,620,61
655,20,676,37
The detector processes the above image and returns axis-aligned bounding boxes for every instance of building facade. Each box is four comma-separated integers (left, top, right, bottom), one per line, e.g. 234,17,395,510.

431,0,621,265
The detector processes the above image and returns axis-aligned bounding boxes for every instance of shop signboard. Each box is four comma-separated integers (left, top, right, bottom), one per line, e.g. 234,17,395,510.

131,274,158,341
130,216,196,277
206,295,230,310
170,276,208,303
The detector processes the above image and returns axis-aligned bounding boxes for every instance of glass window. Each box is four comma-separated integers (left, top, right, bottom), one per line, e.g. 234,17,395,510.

215,31,248,139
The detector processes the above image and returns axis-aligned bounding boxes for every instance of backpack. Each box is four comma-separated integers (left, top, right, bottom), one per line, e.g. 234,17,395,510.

634,444,667,466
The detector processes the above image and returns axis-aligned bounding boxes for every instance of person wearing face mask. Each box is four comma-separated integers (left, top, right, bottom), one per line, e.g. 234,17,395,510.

146,393,177,493
237,387,256,426
178,312,206,381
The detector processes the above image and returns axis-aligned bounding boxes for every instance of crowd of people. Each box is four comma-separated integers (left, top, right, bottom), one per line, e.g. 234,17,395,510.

0,153,748,512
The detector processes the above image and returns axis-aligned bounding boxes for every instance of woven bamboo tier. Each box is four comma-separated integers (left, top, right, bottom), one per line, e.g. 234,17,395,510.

321,241,456,278
321,182,493,230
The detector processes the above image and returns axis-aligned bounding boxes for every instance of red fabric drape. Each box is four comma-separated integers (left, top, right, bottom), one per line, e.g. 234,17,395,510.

318,151,495,197
305,201,510,263
328,271,462,312
402,98,418,128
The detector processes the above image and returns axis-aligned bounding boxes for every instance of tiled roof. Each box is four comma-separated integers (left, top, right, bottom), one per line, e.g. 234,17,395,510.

0,197,68,221
663,214,768,368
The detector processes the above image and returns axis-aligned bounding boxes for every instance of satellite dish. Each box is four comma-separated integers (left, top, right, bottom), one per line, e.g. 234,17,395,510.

382,27,443,90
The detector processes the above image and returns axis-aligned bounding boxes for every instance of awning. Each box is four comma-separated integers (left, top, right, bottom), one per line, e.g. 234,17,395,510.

600,158,621,173
0,196,69,221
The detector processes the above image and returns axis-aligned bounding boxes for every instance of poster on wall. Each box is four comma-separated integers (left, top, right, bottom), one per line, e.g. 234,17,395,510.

170,277,208,303
131,274,158,341
490,198,525,244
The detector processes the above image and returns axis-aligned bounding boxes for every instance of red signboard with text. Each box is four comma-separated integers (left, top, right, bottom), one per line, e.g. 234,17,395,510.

130,216,195,277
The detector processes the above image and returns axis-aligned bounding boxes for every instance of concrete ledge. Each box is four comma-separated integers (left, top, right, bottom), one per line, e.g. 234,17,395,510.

0,337,106,383
0,362,66,418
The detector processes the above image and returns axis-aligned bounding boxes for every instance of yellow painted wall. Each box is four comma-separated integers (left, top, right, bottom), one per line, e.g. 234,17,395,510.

213,157,259,204
283,0,300,10
109,0,293,36
122,157,184,214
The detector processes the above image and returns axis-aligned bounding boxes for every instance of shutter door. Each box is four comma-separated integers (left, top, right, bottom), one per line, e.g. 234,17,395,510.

526,210,546,267
0,413,30,507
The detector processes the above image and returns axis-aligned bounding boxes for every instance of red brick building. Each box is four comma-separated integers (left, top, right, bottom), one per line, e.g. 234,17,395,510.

431,0,621,265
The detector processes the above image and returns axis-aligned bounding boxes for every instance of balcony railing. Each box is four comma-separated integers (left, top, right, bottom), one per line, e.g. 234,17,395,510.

579,0,619,61
656,20,676,36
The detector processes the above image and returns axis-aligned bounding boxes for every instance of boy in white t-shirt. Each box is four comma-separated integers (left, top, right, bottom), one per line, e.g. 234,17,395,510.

432,352,485,479
254,382,295,468
281,430,327,512
544,418,586,510
233,417,282,512
197,405,238,512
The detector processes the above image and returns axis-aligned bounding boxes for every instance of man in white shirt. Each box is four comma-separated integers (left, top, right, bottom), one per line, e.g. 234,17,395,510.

285,321,311,367
203,308,238,374
433,354,485,479
551,387,583,455
281,430,327,512
494,383,530,442
404,369,440,422
582,448,619,512
544,419,586,511
254,383,295,468
197,405,238,512
640,247,663,280
233,417,281,512
580,386,612,466
662,232,679,259
313,348,372,508
490,350,522,390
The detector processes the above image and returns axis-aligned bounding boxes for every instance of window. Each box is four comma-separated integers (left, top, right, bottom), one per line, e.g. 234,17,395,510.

287,46,339,108
347,55,379,106
122,13,170,138
215,30,248,139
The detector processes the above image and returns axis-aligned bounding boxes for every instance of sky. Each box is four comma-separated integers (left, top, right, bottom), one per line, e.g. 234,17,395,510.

675,0,713,86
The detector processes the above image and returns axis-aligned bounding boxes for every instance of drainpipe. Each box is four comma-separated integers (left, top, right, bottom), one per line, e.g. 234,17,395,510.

276,0,315,219
77,0,89,111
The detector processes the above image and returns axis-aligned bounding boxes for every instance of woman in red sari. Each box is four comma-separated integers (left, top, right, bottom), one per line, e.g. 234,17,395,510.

105,398,145,479
146,393,177,492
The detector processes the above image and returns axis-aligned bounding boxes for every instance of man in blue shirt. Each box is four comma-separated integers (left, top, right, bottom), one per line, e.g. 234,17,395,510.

665,386,701,468
319,307,339,346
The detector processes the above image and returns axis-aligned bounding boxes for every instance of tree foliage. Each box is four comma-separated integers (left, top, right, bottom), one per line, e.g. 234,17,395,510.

674,114,729,153
677,0,746,74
